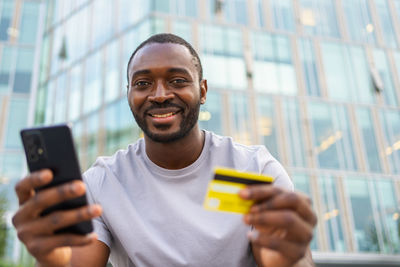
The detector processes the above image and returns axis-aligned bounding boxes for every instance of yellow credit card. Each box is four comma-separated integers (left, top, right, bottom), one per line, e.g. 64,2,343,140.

203,167,274,214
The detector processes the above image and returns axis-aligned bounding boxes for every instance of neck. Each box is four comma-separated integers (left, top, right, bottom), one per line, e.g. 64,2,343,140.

144,126,205,170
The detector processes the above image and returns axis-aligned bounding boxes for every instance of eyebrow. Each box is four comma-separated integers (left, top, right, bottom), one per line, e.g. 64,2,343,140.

167,68,191,77
130,69,151,80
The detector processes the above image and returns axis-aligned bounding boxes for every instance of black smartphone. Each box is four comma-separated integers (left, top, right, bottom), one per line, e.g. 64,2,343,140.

20,124,93,235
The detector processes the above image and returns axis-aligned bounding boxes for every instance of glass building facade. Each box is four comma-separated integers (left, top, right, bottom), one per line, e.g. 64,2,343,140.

0,0,45,264
4,0,400,265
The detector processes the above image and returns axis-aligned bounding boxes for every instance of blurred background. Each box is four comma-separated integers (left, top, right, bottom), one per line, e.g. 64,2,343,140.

0,0,400,266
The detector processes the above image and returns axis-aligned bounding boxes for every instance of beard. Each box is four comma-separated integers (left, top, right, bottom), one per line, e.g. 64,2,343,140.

130,100,201,143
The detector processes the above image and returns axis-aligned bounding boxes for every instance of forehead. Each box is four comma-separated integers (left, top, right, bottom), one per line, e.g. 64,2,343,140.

129,43,197,77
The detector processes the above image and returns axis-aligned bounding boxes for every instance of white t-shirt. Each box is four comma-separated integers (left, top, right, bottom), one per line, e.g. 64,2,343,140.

83,130,293,267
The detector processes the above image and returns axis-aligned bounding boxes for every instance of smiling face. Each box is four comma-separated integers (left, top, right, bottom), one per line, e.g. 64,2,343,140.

127,43,207,143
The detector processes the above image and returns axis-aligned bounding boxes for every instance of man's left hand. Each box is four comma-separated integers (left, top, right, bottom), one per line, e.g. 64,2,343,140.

239,185,317,267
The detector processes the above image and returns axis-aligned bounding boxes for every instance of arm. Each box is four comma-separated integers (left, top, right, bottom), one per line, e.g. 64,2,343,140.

12,169,109,267
239,186,317,267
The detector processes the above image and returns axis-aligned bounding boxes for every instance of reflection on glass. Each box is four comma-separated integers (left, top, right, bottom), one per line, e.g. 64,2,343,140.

299,0,340,38
252,32,297,95
308,102,357,170
270,0,295,32
19,1,40,44
321,42,374,103
13,48,34,93
230,93,252,145
372,49,398,106
254,0,265,27
86,113,99,168
374,0,397,48
105,98,139,155
291,173,318,251
342,0,376,44
208,0,247,25
92,0,114,48
83,51,102,114
45,80,55,124
201,25,246,89
72,120,83,167
256,96,278,159
375,180,400,253
118,0,150,31
69,65,82,121
105,40,120,103
0,46,15,92
298,38,321,96
4,97,29,149
0,0,14,41
172,21,192,43
355,108,381,172
199,91,223,135
283,99,306,167
54,74,66,123
318,175,346,252
380,110,400,174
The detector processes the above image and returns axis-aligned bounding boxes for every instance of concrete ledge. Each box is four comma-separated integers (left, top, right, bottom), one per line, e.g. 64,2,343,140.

312,252,400,267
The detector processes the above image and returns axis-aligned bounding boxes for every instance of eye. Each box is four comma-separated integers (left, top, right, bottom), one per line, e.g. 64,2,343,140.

170,78,188,85
134,80,151,87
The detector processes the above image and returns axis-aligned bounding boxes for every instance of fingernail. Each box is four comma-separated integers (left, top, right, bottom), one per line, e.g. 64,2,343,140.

89,205,101,216
247,230,259,241
239,189,250,199
85,232,97,240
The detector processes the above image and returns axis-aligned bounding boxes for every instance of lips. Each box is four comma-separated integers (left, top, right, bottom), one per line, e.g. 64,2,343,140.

147,107,182,118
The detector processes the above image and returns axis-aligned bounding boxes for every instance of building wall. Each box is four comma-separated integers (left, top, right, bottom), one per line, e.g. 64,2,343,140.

0,0,44,263
29,0,400,265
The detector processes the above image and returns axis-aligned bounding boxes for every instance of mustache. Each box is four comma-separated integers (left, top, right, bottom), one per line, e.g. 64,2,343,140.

144,101,184,113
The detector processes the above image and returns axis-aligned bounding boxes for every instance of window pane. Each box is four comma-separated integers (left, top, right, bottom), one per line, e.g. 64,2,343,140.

13,48,34,93
256,96,278,159
375,180,400,253
199,91,223,135
208,0,248,25
54,74,67,123
118,0,150,31
172,21,192,43
0,0,14,41
345,177,379,252
252,33,297,95
291,173,318,251
45,80,56,124
18,1,40,44
318,175,346,252
283,99,306,167
299,0,340,38
254,0,265,27
105,40,120,103
69,65,82,121
92,0,114,48
308,102,358,170
0,46,15,93
270,0,295,32
298,39,321,97
342,0,376,44
83,51,102,114
372,49,397,106
4,97,29,149
380,110,400,174
321,42,374,103
355,108,381,172
230,93,252,145
374,0,397,48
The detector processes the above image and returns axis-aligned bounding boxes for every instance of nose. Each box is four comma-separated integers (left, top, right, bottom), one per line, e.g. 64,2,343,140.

148,80,174,103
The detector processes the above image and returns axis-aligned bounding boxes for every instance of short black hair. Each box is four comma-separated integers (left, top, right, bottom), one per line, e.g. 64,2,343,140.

126,33,203,84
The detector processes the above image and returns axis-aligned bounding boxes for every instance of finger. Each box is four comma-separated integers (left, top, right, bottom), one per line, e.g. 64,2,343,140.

26,233,97,257
15,169,53,205
248,231,307,264
15,181,86,222
16,205,102,240
249,192,317,226
239,185,283,201
244,210,314,243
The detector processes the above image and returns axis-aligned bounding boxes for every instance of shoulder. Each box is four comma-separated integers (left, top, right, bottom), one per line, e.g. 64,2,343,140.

82,139,143,198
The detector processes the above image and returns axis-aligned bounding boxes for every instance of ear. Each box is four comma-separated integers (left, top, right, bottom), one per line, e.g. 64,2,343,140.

200,79,208,105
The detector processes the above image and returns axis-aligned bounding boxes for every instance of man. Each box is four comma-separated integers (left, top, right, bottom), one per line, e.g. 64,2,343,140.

12,33,317,267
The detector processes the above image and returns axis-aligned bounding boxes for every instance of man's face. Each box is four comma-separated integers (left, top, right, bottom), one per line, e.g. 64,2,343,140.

127,43,207,143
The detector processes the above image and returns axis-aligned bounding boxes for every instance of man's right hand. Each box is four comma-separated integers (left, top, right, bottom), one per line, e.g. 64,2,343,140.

12,169,102,267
